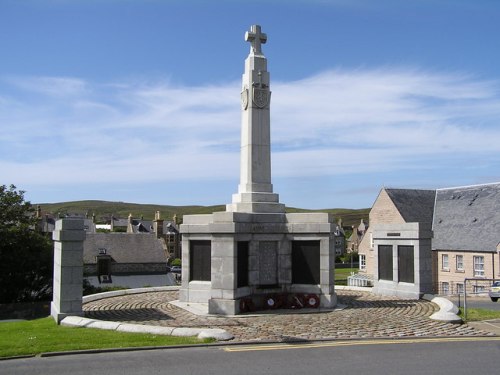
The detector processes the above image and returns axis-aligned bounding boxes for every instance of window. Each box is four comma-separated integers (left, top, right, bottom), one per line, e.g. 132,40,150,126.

473,256,485,277
441,282,449,295
473,285,485,294
398,245,414,283
369,232,374,250
456,255,464,271
292,241,320,285
456,283,464,295
189,240,211,281
378,245,393,281
442,254,449,270
359,254,366,271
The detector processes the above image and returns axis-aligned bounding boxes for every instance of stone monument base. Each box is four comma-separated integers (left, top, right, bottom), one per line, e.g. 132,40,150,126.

180,211,337,315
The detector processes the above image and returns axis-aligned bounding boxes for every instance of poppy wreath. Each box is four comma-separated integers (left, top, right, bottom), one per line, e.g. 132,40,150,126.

239,297,255,313
264,294,280,309
305,294,320,308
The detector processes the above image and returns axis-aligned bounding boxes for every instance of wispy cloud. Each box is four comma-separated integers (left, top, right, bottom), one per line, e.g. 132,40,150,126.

1,68,499,204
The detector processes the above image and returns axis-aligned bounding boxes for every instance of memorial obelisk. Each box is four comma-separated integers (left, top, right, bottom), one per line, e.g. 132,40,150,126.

226,25,285,214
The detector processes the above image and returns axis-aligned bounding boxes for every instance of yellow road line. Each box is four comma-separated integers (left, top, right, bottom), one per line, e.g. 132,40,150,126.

223,336,500,352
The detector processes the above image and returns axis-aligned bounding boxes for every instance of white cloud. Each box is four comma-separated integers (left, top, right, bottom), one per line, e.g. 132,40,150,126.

1,68,499,197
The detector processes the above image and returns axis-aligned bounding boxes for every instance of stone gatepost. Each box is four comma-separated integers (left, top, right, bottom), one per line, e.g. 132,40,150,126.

51,218,86,323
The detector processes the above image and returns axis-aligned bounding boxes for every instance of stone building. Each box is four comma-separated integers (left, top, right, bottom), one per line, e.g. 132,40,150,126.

83,233,171,287
357,182,500,298
357,188,435,299
432,183,500,295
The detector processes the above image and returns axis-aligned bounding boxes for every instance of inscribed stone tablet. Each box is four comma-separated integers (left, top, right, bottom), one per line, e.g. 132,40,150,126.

258,241,277,286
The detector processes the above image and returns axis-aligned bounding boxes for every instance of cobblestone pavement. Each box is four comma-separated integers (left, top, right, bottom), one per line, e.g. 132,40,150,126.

83,290,492,342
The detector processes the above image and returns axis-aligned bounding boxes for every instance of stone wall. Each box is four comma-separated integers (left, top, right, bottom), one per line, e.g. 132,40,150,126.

359,189,405,277
84,263,167,275
435,250,499,294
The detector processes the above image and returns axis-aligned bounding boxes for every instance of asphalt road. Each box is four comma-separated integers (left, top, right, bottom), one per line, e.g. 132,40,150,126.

3,337,500,375
448,296,500,311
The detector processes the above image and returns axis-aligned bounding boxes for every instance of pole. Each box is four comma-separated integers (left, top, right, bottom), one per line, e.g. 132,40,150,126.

464,278,468,321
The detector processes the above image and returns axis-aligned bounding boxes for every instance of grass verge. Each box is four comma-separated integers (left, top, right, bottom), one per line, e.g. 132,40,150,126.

459,307,500,322
335,268,357,286
0,317,212,358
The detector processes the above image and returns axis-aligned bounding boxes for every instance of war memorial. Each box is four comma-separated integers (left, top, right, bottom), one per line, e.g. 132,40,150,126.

179,25,337,315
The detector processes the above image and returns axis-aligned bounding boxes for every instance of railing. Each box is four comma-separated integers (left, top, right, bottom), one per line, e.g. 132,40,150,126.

347,273,374,287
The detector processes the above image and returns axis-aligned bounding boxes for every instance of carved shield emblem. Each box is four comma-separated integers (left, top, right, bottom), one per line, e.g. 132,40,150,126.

253,88,270,108
241,88,249,110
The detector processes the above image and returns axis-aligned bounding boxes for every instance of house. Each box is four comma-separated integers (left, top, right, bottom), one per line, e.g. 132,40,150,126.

346,219,368,254
357,182,500,298
36,207,96,234
432,183,500,295
108,212,181,259
83,232,174,288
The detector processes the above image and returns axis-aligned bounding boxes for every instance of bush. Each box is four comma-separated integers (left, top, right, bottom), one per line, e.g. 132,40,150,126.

82,279,127,296
170,258,182,267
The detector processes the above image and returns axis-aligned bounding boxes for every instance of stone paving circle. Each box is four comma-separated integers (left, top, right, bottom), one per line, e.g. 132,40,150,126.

83,290,492,342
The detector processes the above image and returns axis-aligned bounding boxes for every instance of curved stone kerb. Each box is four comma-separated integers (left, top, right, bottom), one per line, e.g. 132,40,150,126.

423,294,462,323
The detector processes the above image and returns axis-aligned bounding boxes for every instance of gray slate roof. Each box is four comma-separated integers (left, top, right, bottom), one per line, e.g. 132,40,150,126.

432,183,500,252
83,233,167,264
385,188,436,224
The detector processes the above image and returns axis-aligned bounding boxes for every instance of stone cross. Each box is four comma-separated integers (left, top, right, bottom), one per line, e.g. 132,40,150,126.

245,25,267,55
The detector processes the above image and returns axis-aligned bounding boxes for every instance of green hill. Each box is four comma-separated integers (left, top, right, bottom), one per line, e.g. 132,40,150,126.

36,200,369,227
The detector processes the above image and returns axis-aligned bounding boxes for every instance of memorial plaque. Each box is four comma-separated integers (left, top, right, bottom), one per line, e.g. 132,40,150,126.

292,241,320,285
398,245,414,283
190,240,211,281
237,241,249,288
258,241,277,286
378,245,393,281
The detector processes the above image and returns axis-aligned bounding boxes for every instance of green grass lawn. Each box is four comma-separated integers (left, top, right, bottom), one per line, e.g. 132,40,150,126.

335,268,357,285
0,317,212,358
459,307,500,322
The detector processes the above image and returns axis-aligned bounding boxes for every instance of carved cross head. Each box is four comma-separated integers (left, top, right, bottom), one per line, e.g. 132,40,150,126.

245,25,267,55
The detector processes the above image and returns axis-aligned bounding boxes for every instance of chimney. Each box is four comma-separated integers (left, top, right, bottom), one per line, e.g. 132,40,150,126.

127,213,134,233
153,210,164,238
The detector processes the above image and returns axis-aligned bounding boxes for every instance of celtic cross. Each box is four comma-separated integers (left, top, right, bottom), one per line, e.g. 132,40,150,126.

245,25,267,55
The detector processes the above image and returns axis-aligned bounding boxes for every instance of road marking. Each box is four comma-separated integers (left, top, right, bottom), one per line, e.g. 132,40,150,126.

222,336,500,352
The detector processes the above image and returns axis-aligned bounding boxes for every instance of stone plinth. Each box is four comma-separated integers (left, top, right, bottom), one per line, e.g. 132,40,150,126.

180,211,337,315
51,218,86,323
371,222,433,299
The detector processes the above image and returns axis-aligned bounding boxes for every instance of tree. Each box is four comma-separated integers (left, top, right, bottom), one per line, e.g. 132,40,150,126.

0,184,53,303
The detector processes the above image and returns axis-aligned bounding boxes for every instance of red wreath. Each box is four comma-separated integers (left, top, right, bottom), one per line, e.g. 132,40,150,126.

239,297,255,313
265,294,280,309
305,294,320,308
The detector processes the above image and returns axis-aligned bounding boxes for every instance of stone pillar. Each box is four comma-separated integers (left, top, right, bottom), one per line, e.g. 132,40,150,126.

51,218,86,323
227,24,285,214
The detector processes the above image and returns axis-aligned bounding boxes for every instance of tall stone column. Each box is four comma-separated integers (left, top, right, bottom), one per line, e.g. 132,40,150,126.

227,24,285,214
51,218,86,323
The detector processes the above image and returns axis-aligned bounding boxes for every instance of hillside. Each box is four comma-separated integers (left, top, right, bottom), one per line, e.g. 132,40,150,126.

37,200,369,227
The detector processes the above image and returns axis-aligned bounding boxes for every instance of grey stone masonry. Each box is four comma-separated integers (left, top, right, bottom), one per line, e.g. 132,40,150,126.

51,218,86,323
227,24,285,214
180,25,336,315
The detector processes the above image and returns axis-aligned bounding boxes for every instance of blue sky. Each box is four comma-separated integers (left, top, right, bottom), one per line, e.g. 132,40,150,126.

1,0,500,209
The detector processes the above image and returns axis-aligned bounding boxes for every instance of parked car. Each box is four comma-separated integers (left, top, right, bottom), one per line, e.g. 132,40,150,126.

489,281,500,302
171,266,182,274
